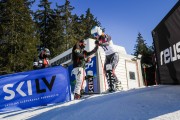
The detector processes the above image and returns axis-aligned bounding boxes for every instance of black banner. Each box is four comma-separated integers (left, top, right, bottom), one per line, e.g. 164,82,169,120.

152,1,180,84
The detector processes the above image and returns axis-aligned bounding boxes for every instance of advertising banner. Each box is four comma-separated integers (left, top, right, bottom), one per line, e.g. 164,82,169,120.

152,1,180,84
0,66,71,112
68,56,98,94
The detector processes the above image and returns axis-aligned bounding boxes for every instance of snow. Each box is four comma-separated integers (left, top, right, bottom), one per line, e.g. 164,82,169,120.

1,85,180,120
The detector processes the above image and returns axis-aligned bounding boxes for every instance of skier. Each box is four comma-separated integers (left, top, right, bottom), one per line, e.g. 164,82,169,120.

33,47,50,69
72,39,99,99
91,26,122,92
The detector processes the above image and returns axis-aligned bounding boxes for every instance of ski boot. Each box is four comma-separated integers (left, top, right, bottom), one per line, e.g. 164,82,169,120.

74,93,81,100
115,81,123,91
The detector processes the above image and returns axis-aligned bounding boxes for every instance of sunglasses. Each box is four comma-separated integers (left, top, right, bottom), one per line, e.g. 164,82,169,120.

93,32,99,37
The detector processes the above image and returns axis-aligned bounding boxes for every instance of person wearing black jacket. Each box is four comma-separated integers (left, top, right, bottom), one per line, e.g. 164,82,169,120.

72,39,98,99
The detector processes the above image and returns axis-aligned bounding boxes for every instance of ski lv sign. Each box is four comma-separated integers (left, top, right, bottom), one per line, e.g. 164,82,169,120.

0,66,71,112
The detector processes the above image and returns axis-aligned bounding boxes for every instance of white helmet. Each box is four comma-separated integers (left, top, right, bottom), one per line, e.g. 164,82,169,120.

44,48,50,56
91,26,102,37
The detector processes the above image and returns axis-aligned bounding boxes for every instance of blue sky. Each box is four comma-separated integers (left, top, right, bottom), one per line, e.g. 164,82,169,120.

32,0,178,54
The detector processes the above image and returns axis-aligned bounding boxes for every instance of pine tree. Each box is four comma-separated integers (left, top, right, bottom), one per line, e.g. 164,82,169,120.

0,0,8,74
56,0,75,50
133,32,148,57
47,3,66,57
71,14,84,41
133,32,155,65
0,0,38,74
33,0,54,48
71,8,101,43
83,8,101,39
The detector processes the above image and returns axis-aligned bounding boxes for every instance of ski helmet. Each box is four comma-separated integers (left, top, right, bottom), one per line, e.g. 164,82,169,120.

91,26,102,37
44,48,50,56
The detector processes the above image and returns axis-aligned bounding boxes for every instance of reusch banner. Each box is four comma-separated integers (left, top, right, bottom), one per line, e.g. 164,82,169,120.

68,56,98,94
0,66,71,112
152,1,180,84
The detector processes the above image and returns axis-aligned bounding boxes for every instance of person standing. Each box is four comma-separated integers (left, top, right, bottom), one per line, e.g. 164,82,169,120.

33,47,50,69
91,26,122,92
72,39,98,99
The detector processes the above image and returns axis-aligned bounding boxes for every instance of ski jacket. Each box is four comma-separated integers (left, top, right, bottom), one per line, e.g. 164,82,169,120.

33,56,50,69
72,42,98,68
98,34,117,55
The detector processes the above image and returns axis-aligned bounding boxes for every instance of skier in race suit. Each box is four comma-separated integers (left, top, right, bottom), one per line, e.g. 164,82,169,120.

91,26,122,92
33,47,50,69
72,39,99,99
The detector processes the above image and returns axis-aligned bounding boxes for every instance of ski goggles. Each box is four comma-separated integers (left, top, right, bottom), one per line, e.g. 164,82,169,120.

92,32,99,37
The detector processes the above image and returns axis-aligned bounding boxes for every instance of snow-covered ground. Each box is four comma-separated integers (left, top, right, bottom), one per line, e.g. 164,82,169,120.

1,85,180,120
